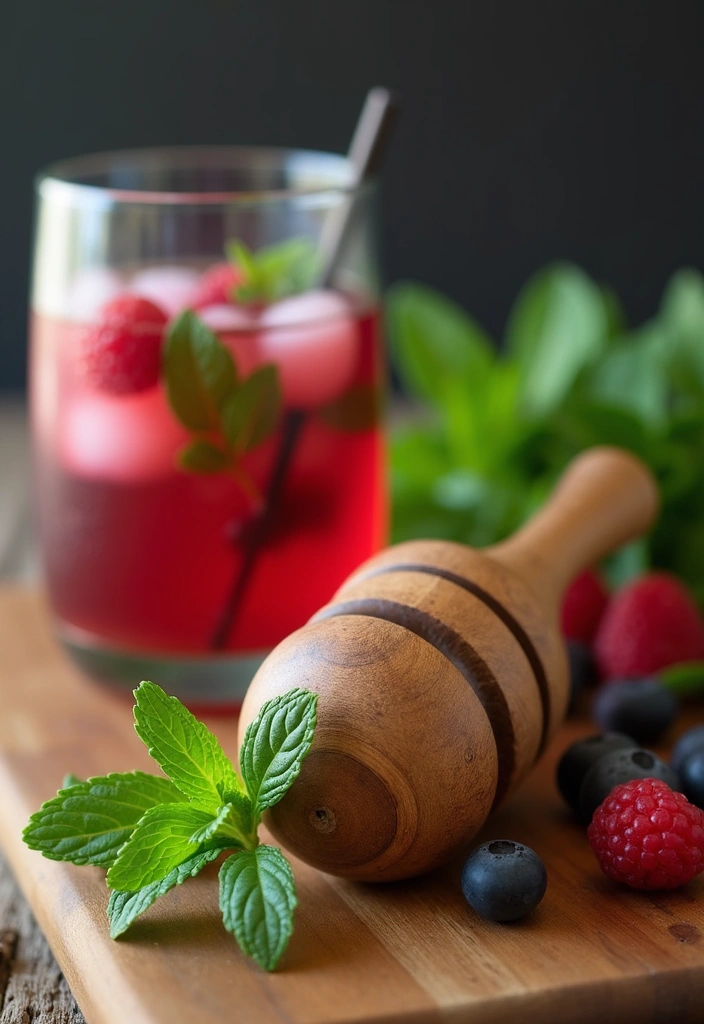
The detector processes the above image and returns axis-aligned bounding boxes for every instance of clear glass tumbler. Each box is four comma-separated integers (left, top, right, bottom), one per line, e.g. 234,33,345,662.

30,146,386,708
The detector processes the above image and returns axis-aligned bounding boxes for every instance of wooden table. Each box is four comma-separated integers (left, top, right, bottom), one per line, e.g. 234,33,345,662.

0,400,84,1021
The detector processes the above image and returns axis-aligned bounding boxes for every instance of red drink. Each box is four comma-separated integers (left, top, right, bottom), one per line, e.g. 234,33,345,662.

30,146,386,704
32,296,385,691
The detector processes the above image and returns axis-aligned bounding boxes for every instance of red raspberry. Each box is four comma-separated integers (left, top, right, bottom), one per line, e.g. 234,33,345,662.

189,262,244,309
588,778,704,890
560,569,609,644
81,295,168,395
594,572,704,679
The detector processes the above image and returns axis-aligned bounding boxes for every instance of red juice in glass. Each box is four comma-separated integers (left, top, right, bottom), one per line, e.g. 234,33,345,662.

30,148,386,706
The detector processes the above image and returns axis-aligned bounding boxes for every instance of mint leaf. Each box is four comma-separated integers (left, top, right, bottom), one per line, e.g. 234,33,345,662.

133,681,244,810
386,282,495,407
188,802,250,848
165,311,237,432
586,323,668,429
222,365,282,453
108,848,221,939
62,773,83,789
660,268,704,390
659,661,704,696
240,688,318,814
23,772,184,867
219,845,296,971
227,237,320,304
178,440,231,473
505,262,606,418
106,803,217,891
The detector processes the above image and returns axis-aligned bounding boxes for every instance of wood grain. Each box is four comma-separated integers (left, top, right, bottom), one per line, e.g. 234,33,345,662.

0,588,703,1024
0,853,85,1023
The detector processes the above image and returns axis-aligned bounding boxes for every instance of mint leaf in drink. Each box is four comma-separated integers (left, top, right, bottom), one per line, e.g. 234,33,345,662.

133,680,244,810
226,237,320,304
106,803,219,891
108,848,221,939
22,771,185,867
319,383,381,432
177,440,231,474
240,688,318,814
165,310,237,432
161,309,282,498
219,845,297,971
222,365,282,453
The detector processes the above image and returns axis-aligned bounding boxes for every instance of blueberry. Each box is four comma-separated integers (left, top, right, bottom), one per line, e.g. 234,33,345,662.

556,732,636,812
460,840,547,922
592,678,678,746
579,747,682,822
567,641,597,713
680,750,704,810
671,725,704,774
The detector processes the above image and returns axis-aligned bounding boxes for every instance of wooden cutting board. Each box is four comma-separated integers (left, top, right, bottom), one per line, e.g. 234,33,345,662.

0,587,703,1024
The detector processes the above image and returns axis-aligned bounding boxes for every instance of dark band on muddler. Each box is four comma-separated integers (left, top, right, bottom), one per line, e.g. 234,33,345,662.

314,598,516,806
359,562,552,755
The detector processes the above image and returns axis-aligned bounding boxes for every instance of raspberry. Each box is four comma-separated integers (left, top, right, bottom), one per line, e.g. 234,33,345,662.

81,294,168,395
594,573,704,679
588,778,704,890
560,569,609,644
189,262,244,309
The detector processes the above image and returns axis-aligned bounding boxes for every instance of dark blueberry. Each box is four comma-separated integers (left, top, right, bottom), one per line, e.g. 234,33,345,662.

671,725,704,774
460,840,547,922
680,750,704,810
579,747,682,822
592,678,678,746
556,732,636,812
567,641,597,713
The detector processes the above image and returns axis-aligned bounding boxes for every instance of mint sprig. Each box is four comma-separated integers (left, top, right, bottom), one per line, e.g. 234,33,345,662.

23,681,318,972
226,238,320,305
164,310,282,497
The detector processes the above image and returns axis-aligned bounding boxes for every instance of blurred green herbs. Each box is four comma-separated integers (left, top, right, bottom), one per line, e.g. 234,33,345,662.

387,264,704,604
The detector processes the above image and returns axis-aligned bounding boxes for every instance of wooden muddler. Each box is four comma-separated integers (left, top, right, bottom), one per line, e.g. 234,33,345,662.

238,447,659,881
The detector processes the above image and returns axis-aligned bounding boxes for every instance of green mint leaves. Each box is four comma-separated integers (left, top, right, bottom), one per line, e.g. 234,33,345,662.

240,688,318,814
108,848,221,939
387,266,704,601
133,681,243,808
164,310,282,493
23,681,318,972
219,845,297,971
227,238,320,305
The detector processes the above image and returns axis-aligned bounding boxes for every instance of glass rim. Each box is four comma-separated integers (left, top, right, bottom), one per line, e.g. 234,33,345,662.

35,144,371,207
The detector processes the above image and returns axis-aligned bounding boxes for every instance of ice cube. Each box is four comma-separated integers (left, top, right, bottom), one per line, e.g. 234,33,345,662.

131,266,200,318
65,268,125,322
61,389,189,482
198,304,262,378
259,290,358,408
197,303,255,333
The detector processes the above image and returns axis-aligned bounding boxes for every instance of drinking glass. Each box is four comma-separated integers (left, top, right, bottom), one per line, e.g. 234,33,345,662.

30,146,386,707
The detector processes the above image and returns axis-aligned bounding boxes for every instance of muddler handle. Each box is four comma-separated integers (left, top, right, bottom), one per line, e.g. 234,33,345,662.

489,446,659,614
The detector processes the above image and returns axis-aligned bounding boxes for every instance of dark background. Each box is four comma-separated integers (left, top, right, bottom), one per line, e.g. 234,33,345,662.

2,0,703,391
